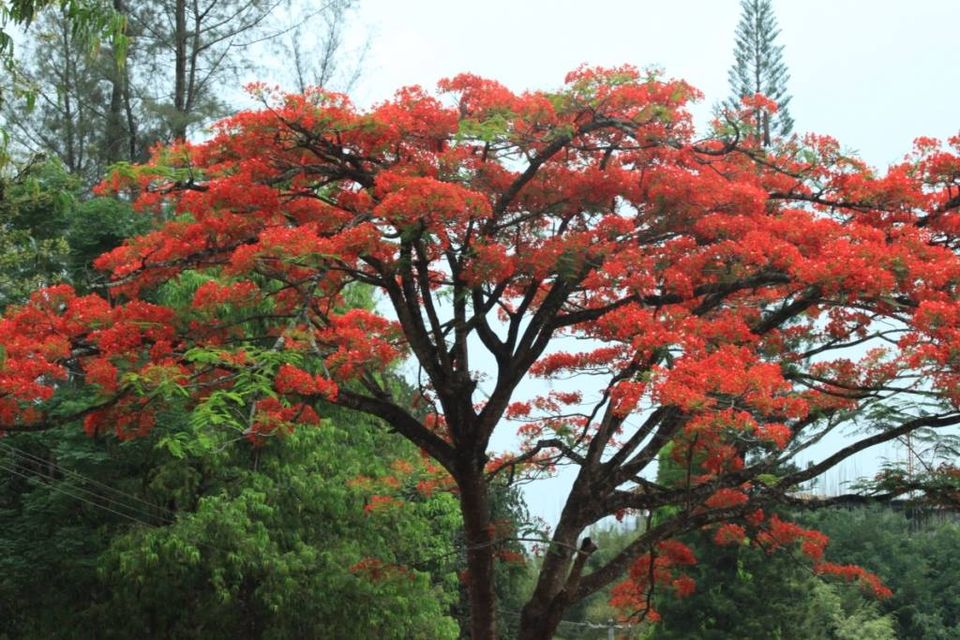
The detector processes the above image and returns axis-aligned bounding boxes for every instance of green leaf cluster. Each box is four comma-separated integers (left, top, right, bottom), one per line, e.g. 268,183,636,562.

0,158,147,310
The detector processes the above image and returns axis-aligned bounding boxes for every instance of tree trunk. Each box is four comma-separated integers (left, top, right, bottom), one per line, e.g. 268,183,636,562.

173,0,187,140
103,1,129,166
517,479,597,639
518,608,563,640
458,467,497,639
59,15,78,173
516,535,580,640
516,538,595,640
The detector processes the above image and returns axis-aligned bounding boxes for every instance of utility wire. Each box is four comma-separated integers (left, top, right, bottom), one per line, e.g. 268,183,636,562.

0,461,165,528
0,441,176,520
0,446,171,524
0,459,245,559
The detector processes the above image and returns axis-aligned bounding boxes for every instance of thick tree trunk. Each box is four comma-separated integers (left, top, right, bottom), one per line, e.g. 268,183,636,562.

518,605,564,640
517,479,597,640
516,536,588,640
517,540,595,639
518,588,563,639
458,467,497,639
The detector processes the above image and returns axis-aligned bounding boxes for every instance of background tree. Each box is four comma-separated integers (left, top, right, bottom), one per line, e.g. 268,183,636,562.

275,0,366,95
647,449,895,639
128,0,284,142
725,0,793,146
0,0,124,99
2,8,131,183
0,264,463,638
1,0,358,184
0,405,462,638
0,157,146,307
799,506,960,639
3,67,960,639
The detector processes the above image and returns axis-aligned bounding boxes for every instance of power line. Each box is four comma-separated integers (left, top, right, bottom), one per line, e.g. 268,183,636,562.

0,441,176,520
0,444,172,524
0,461,165,528
0,457,246,559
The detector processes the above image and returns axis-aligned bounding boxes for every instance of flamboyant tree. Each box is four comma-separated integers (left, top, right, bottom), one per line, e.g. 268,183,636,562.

2,67,960,638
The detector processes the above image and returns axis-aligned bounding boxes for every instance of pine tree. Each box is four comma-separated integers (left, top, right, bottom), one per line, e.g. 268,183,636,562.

725,0,793,146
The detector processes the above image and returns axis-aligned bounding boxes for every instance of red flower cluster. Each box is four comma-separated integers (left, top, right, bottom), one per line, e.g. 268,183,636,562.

610,539,699,623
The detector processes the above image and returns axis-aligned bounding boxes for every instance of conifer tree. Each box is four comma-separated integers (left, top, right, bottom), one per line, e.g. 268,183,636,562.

725,0,793,146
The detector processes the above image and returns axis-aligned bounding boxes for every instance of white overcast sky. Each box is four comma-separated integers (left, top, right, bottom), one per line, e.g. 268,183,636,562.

336,0,960,523
347,0,959,170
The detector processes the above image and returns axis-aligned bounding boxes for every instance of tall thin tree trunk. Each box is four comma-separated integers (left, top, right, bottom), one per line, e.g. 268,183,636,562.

123,66,138,160
105,73,124,162
103,1,128,165
59,16,78,172
173,0,187,140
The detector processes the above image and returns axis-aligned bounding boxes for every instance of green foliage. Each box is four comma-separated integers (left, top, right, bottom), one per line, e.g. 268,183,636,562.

0,1,124,54
0,158,147,309
638,445,895,639
456,111,514,144
488,481,539,639
799,506,960,639
0,411,462,639
65,194,149,284
0,424,173,638
650,532,894,640
0,158,73,307
101,420,461,640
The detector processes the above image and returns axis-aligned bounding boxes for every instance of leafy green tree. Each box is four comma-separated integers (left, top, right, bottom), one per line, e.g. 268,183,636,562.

3,0,359,184
104,418,461,639
0,158,146,308
800,506,960,639
0,403,462,638
725,0,794,146
650,535,894,640
0,158,71,306
646,447,894,640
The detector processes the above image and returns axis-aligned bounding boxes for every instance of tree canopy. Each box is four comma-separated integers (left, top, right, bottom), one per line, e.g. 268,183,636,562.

2,66,960,638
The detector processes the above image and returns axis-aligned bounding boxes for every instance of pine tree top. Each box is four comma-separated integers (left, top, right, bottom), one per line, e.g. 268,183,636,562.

725,0,793,144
